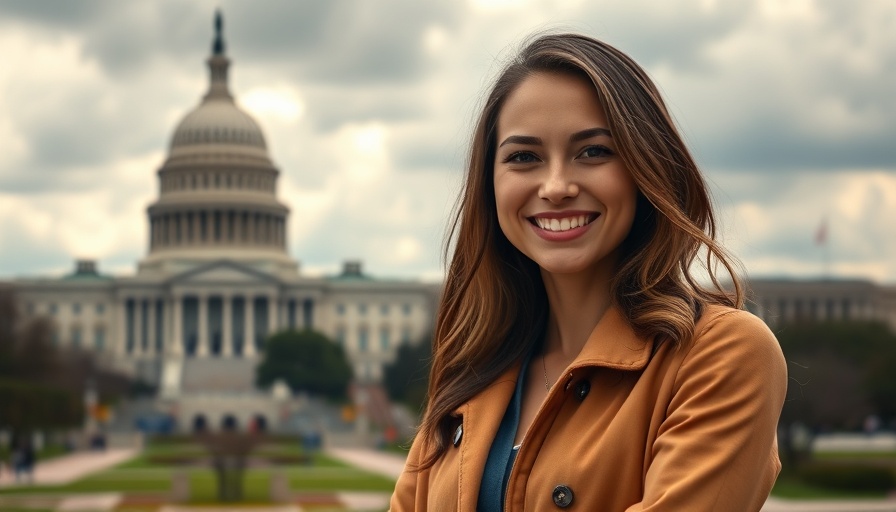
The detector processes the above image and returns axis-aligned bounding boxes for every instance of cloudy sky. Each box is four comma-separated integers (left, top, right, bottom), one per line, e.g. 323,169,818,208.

1,0,894,284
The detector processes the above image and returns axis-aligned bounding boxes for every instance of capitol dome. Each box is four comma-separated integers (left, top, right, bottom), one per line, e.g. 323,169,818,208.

162,11,271,165
141,11,295,277
170,99,266,150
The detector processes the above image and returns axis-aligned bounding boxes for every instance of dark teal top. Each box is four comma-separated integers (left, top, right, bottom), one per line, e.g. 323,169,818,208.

477,357,529,512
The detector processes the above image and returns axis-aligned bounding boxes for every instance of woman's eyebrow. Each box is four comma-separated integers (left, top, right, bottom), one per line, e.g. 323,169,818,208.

498,135,542,147
570,127,611,142
498,128,611,148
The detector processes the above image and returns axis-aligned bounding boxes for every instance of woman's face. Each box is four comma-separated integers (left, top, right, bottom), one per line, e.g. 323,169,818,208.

493,71,638,278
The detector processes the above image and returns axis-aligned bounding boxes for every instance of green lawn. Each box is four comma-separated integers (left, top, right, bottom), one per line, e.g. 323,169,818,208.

772,473,890,499
814,451,896,460
0,441,396,503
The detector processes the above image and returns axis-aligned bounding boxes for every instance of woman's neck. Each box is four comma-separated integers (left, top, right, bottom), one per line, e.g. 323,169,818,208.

541,266,614,361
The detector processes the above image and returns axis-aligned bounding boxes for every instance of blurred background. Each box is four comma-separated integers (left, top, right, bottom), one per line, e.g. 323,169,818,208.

0,0,894,510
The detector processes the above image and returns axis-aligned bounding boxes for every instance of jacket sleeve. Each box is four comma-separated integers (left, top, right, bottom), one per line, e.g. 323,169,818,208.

389,433,426,512
625,310,788,512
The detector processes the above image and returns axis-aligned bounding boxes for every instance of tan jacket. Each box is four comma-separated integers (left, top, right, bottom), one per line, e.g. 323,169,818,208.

390,305,787,511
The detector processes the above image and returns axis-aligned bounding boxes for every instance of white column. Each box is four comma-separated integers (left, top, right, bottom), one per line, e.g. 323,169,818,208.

222,293,233,357
133,298,144,358
167,215,175,246
244,295,256,358
162,296,172,357
147,298,157,357
197,293,209,357
172,294,183,357
116,299,128,357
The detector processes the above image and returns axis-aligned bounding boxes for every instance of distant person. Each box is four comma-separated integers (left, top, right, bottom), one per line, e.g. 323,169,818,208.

13,437,35,484
390,33,787,511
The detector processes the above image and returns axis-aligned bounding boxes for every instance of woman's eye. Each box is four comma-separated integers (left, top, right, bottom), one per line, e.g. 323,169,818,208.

504,151,540,164
578,145,614,159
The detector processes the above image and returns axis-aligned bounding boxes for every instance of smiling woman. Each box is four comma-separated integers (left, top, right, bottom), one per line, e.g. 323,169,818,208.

390,33,787,512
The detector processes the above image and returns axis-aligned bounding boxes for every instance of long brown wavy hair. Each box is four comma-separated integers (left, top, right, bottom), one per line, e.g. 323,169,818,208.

416,33,744,469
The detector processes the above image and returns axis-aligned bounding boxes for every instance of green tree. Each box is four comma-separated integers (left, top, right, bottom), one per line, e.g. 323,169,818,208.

776,320,896,430
383,337,431,411
255,330,353,401
0,289,136,436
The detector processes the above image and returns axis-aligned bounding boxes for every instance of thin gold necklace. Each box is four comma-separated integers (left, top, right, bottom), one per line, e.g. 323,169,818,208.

541,352,550,391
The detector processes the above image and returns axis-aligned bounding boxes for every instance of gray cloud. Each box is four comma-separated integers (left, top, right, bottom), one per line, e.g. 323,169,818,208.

580,1,753,71
224,0,463,85
301,85,432,132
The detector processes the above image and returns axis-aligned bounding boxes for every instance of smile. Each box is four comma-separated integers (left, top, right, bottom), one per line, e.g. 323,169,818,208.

530,214,599,233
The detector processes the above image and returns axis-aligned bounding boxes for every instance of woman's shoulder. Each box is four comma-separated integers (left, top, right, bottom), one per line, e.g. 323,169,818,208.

689,303,783,362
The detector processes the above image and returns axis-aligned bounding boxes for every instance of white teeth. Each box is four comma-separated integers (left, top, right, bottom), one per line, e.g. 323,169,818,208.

536,215,593,232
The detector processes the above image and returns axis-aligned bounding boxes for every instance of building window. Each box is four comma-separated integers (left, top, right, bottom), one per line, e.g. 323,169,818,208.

380,304,390,315
336,327,346,345
71,327,82,347
49,303,57,315
401,327,411,344
358,303,367,315
358,327,369,351
336,304,345,315
95,326,105,351
96,303,105,314
380,327,390,350
403,303,411,316
73,303,81,315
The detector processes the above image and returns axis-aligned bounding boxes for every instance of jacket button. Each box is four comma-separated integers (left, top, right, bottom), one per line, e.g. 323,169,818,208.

552,484,574,508
575,380,590,401
453,424,463,446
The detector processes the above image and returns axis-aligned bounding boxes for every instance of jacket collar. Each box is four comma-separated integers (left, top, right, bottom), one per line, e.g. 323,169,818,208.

570,305,654,371
451,306,651,508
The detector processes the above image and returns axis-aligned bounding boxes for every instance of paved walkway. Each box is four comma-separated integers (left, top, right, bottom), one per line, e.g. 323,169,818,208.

0,448,137,488
325,447,407,479
762,497,896,512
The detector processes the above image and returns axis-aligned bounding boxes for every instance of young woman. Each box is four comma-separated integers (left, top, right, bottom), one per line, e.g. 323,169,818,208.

390,33,787,511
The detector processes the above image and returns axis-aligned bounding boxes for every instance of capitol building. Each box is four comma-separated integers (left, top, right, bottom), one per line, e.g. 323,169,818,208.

5,14,438,432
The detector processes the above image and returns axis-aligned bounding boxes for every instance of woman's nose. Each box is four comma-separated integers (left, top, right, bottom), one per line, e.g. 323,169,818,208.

538,163,579,204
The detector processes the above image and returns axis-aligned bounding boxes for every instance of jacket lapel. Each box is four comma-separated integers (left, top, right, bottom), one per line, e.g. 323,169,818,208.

455,363,521,511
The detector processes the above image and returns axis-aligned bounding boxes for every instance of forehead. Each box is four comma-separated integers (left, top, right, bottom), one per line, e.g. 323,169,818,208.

496,71,608,136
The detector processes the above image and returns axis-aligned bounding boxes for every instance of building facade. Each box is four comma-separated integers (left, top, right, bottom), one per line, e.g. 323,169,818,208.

6,14,438,431
746,278,896,331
